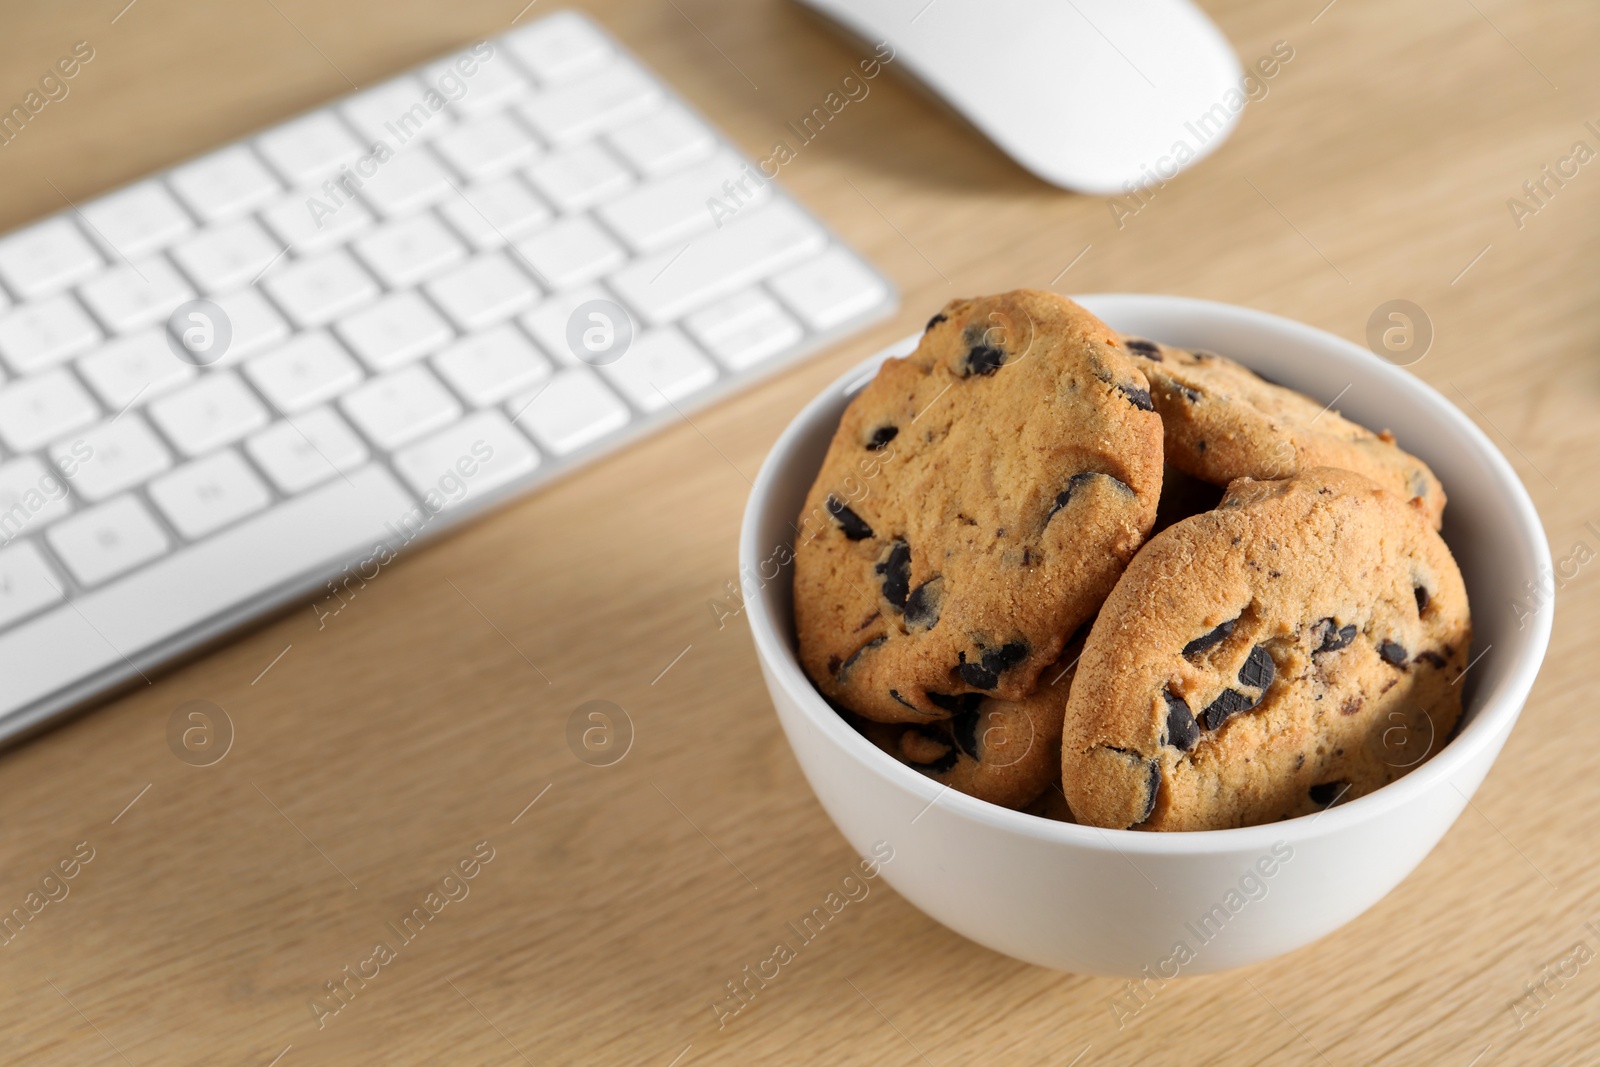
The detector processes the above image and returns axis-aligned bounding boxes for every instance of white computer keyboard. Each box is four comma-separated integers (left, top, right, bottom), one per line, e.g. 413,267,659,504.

0,9,895,740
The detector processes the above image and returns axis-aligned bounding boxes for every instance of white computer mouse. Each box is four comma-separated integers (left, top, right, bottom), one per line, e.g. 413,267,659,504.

795,0,1246,195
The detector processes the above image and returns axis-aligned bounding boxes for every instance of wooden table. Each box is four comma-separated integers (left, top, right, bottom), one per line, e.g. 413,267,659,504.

2,0,1595,1063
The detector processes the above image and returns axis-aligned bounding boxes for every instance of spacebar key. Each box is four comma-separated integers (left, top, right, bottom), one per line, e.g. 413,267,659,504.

0,464,416,720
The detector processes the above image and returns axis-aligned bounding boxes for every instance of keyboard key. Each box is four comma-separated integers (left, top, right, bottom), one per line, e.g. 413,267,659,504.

168,145,283,222
425,253,539,331
525,142,633,212
514,216,623,290
78,181,195,259
262,249,380,327
341,76,456,145
170,219,286,295
0,217,103,300
256,112,367,186
503,11,614,84
353,214,466,288
0,457,73,541
608,103,716,175
341,365,462,450
360,145,457,216
598,152,760,253
518,60,661,144
0,541,64,628
262,191,374,254
432,323,551,406
392,410,539,509
597,328,716,412
46,495,170,587
425,48,532,115
336,292,454,370
208,288,291,363
610,200,826,324
768,247,890,332
0,369,99,452
149,450,272,540
246,408,369,494
78,257,197,332
509,368,629,455
684,288,803,371
518,285,615,365
437,175,551,251
0,464,412,713
0,294,103,374
148,373,269,456
51,416,172,502
433,113,541,180
244,332,364,412
77,330,196,409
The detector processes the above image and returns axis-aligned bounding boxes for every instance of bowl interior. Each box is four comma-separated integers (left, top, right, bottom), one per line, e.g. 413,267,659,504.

744,294,1552,842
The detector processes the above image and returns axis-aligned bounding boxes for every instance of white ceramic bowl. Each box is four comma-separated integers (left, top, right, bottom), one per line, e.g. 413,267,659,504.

740,294,1553,976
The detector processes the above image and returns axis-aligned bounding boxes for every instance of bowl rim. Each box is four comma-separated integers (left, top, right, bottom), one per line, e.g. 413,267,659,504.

740,293,1554,856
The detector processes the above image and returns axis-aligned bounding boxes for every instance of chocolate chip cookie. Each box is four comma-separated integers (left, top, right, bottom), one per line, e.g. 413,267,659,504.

794,291,1164,722
1061,467,1471,832
1119,336,1446,528
850,647,1078,810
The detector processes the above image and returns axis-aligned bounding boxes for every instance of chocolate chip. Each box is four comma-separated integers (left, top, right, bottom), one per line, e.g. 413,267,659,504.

1316,620,1357,653
1340,695,1364,716
925,312,947,331
904,577,942,630
1117,383,1155,411
1197,440,1208,453
1138,759,1161,825
1124,338,1162,360
1309,781,1345,806
927,691,985,714
1048,471,1134,521
956,641,1029,689
1417,650,1447,668
951,709,981,759
1378,640,1409,666
826,495,873,540
836,636,884,679
963,344,1007,376
1182,617,1236,657
904,727,959,773
1163,689,1199,751
1176,385,1201,403
889,689,918,710
1201,688,1258,730
1238,645,1275,690
1414,585,1429,613
875,540,911,609
866,425,898,450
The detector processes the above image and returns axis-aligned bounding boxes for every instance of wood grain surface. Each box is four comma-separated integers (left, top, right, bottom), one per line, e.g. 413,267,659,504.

0,0,1596,1063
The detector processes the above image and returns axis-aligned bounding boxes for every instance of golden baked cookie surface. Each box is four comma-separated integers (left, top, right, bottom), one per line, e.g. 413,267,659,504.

794,291,1163,722
849,645,1078,811
1121,335,1446,528
1061,467,1470,832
